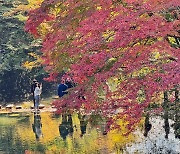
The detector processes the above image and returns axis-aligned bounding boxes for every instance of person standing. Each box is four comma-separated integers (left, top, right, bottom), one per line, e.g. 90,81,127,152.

58,79,68,98
34,82,42,112
58,77,74,98
65,77,74,89
31,79,37,107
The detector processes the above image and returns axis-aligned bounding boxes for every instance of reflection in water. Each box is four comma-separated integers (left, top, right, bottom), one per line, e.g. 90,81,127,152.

173,117,180,139
78,114,88,137
174,88,180,139
0,112,179,153
59,114,73,140
88,114,106,135
163,91,170,139
59,114,89,139
144,113,152,137
32,113,42,141
174,108,180,139
127,117,180,154
102,119,111,136
164,111,170,139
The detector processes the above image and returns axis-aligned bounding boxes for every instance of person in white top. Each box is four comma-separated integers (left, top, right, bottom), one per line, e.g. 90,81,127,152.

34,82,42,111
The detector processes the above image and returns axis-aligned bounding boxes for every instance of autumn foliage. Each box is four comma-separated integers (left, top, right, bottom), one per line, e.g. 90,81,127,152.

25,0,180,131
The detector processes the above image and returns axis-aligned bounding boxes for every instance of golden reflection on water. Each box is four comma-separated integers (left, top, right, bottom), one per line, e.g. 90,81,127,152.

0,112,137,154
16,113,60,143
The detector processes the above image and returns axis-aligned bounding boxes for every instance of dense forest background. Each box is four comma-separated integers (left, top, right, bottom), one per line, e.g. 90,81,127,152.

0,0,54,103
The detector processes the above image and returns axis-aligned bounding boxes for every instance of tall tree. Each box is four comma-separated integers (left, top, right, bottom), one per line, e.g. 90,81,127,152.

25,0,180,131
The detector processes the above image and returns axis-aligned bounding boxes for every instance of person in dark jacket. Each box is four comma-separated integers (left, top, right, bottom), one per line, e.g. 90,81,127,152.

31,79,38,107
58,77,74,98
58,82,68,97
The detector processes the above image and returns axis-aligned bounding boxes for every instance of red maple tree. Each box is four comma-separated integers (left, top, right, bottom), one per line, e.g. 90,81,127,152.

25,0,180,132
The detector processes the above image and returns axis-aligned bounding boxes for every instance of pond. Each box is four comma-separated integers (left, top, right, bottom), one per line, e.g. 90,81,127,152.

0,112,179,154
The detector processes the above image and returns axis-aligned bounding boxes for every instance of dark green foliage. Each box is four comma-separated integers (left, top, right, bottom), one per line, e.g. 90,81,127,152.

0,0,54,103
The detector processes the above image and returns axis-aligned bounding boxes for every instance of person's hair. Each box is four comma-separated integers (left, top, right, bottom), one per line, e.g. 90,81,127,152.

33,79,37,82
35,83,40,88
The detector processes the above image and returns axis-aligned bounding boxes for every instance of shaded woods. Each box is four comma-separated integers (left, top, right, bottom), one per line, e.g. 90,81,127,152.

0,0,54,103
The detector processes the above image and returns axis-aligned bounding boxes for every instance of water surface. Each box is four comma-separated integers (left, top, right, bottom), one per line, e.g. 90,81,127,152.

0,112,179,154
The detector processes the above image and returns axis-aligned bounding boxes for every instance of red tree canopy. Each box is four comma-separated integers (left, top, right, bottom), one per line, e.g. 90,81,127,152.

25,0,180,132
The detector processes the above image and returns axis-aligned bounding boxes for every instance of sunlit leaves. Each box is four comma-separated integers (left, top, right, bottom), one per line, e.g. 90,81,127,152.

102,30,115,42
22,52,42,70
27,0,44,9
3,0,44,17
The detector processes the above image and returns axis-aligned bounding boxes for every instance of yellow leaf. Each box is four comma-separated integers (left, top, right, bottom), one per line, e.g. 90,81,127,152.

96,6,102,10
102,30,115,42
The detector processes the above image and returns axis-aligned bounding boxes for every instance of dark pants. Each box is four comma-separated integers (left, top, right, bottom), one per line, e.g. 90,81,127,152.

32,94,35,107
